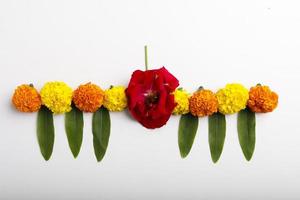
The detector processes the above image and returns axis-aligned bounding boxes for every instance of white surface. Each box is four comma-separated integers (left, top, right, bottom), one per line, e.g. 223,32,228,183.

0,0,299,199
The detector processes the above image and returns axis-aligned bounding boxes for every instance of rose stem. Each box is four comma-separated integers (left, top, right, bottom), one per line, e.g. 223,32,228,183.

144,45,148,71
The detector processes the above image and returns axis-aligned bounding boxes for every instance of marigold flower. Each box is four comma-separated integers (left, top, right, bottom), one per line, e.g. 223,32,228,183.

189,88,218,117
247,85,278,113
216,83,249,114
12,84,42,112
40,81,73,114
103,86,127,111
73,83,104,112
172,88,190,115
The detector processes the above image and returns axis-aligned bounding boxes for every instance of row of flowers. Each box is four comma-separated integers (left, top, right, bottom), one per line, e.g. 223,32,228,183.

11,67,278,162
174,83,278,115
12,80,278,124
12,82,127,114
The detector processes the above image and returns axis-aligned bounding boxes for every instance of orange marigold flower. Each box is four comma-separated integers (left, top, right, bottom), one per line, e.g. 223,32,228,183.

73,83,104,112
247,85,278,113
12,84,42,112
189,88,218,117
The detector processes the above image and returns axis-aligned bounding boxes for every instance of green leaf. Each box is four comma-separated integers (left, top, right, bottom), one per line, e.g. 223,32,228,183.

65,105,84,158
92,107,111,162
178,113,199,158
208,112,226,163
93,136,106,162
37,106,55,161
237,108,256,161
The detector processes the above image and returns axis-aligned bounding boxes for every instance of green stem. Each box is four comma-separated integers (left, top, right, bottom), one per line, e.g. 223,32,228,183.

198,86,204,91
144,45,148,71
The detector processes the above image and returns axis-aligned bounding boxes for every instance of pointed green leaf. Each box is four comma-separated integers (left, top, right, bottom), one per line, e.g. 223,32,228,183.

93,136,106,162
237,108,256,161
92,107,111,162
178,113,199,158
65,105,83,158
37,106,54,161
208,112,226,163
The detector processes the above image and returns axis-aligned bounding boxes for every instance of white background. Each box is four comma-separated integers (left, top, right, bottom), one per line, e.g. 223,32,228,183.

0,0,299,199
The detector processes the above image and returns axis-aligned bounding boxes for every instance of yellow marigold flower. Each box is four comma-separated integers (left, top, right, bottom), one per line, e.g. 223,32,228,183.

40,81,73,114
172,88,190,115
216,83,249,114
12,84,42,112
248,85,278,113
73,83,104,112
189,88,218,117
103,86,127,111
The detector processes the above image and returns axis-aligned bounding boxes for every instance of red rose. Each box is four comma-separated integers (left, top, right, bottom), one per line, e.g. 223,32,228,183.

126,67,179,129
